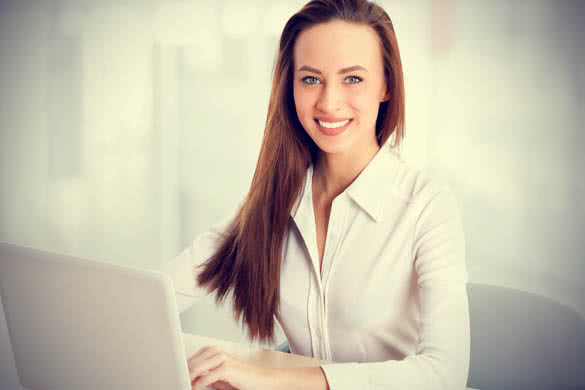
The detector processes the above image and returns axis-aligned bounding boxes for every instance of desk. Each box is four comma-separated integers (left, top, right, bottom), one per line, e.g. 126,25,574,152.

182,333,478,390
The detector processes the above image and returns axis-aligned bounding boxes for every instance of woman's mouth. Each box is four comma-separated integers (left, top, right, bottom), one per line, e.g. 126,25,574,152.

315,118,352,136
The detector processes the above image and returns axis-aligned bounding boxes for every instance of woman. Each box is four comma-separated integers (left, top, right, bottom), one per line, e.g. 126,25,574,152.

163,0,470,389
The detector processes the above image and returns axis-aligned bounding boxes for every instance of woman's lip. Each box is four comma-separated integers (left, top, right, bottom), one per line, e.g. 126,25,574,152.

315,118,352,136
314,117,352,122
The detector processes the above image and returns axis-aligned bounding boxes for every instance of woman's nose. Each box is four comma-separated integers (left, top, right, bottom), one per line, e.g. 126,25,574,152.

316,83,341,113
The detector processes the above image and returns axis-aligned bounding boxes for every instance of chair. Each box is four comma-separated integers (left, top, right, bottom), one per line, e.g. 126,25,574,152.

467,283,585,389
275,283,585,389
276,340,291,353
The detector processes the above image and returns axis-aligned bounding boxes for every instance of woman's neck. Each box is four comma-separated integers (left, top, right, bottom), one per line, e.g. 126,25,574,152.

313,142,380,201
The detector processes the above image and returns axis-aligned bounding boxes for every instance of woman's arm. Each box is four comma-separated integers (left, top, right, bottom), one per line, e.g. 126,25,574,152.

319,186,470,390
187,345,330,390
161,213,234,313
266,367,330,390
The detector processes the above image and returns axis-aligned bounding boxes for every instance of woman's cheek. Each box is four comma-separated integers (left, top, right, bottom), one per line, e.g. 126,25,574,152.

294,89,312,116
347,93,367,115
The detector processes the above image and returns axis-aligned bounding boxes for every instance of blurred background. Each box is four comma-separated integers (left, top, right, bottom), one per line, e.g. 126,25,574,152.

1,0,584,387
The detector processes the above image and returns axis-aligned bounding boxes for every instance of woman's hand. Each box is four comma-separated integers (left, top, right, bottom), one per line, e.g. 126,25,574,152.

187,345,271,390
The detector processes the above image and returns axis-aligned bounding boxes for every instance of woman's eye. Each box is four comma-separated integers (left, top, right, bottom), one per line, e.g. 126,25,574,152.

344,75,363,84
302,76,321,85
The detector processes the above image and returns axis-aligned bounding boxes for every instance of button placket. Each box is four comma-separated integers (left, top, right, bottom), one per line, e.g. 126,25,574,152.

318,295,330,360
321,198,338,283
322,206,334,359
308,270,326,359
321,197,348,361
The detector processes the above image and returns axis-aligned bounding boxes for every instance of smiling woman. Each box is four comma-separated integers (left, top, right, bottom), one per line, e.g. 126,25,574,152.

162,1,468,390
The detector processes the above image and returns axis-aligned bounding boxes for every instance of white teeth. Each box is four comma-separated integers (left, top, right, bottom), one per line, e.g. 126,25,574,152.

318,119,350,129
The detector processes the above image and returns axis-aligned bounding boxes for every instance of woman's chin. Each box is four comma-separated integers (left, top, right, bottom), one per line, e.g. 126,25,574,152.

314,139,353,156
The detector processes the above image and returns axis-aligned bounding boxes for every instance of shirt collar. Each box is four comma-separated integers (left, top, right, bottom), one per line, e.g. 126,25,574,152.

291,164,314,224
345,146,398,222
291,146,399,223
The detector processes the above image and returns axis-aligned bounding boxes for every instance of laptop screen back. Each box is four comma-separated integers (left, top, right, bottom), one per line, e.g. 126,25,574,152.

0,243,190,390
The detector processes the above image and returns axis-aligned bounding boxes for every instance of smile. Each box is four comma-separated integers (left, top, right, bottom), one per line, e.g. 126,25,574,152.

317,119,350,129
314,118,353,136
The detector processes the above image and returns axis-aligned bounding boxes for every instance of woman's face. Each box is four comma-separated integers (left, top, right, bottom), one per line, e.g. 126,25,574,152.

293,20,388,157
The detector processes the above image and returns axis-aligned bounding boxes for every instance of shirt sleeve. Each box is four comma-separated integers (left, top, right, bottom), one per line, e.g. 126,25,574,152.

320,186,470,390
160,211,236,313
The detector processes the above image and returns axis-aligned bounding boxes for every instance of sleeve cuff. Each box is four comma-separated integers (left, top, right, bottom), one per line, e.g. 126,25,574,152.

320,362,367,390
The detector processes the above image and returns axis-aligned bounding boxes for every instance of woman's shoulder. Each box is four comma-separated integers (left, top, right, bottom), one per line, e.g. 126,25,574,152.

386,150,455,208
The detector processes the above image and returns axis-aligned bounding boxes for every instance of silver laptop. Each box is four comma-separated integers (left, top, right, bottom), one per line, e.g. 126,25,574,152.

0,242,192,390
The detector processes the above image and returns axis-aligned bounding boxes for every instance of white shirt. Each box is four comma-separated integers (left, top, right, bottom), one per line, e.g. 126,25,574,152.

162,146,470,390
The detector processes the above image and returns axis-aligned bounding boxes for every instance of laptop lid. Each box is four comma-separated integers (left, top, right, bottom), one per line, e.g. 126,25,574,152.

0,243,191,390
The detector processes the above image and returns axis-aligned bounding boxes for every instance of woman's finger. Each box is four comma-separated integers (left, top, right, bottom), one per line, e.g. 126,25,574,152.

188,351,227,382
187,345,222,373
193,362,227,390
189,345,221,361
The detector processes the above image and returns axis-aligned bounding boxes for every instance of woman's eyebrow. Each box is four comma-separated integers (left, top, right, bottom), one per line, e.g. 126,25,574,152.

297,65,368,74
339,65,368,73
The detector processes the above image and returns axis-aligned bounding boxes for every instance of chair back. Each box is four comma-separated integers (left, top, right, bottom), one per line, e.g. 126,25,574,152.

467,283,585,389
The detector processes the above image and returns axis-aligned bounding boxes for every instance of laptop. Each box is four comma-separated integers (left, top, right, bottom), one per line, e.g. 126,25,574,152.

0,242,193,390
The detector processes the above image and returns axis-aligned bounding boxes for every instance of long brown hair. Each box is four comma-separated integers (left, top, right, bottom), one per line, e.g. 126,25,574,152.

197,0,405,344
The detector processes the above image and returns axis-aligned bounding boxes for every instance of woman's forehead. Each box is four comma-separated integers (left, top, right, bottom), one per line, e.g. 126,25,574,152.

293,20,383,72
